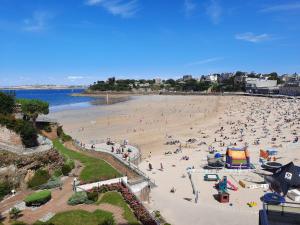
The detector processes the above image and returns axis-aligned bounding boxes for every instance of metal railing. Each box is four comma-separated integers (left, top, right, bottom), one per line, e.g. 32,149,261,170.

73,140,156,187
84,138,142,165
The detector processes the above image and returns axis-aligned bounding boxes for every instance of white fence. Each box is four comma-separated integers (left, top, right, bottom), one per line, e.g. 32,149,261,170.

76,176,128,192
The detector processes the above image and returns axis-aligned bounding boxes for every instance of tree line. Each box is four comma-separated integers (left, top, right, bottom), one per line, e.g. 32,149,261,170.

88,71,284,93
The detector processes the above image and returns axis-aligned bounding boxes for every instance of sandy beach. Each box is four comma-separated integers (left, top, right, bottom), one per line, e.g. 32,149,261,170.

50,95,300,225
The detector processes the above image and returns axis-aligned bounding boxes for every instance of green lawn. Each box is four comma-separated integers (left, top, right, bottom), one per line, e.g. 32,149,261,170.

53,139,122,183
35,209,114,225
24,190,51,204
98,191,140,225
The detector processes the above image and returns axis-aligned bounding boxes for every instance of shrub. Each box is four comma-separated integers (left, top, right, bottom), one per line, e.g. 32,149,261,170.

53,169,63,177
27,169,50,189
102,217,114,225
87,191,99,202
99,185,109,193
19,121,38,147
32,221,54,225
61,158,75,176
154,210,161,219
61,164,72,176
24,190,51,207
11,221,28,225
56,126,63,137
57,126,72,142
9,207,21,220
43,125,52,132
0,181,12,201
67,192,92,205
0,92,15,115
0,115,38,148
61,133,72,142
39,177,62,190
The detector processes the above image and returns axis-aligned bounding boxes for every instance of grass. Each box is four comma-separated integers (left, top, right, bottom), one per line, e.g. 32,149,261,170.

24,190,51,205
98,191,140,225
53,139,122,183
36,209,115,225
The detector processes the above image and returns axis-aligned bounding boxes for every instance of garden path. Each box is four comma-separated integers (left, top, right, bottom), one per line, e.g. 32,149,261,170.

1,161,129,225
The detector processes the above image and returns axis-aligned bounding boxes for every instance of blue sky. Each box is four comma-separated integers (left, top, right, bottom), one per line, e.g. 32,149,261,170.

0,0,300,85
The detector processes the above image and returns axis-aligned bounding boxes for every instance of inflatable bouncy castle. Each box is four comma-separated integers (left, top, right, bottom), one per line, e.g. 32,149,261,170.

226,147,250,169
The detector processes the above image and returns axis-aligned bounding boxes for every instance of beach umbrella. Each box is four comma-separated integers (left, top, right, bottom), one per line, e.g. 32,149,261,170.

265,162,300,196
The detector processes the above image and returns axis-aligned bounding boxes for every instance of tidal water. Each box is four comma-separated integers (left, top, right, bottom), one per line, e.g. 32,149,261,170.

2,89,96,112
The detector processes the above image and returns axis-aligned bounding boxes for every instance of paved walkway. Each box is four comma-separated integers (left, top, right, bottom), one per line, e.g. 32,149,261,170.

79,140,141,163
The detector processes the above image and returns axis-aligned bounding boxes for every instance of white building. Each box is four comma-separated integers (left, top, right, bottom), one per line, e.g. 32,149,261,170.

245,78,278,94
245,78,277,88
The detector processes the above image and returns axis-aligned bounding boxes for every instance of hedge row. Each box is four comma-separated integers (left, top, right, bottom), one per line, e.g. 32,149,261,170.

24,190,51,206
89,183,157,225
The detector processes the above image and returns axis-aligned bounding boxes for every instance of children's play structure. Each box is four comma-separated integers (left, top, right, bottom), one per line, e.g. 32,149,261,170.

216,176,238,192
259,148,278,164
214,176,238,203
225,147,250,169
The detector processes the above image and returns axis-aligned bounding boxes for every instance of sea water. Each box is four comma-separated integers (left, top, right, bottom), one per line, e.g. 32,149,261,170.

3,89,96,112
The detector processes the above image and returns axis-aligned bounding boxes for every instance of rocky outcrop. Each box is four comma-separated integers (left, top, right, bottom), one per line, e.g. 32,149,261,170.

0,149,64,190
0,126,22,147
0,149,64,169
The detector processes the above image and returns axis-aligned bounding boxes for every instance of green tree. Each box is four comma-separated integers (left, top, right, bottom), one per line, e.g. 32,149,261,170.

0,92,15,115
17,99,49,126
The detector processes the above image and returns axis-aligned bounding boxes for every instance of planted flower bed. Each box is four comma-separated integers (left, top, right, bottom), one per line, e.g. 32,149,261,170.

24,190,52,207
88,183,157,225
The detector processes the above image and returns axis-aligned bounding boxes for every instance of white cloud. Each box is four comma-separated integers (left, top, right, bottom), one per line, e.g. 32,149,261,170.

206,0,222,24
260,2,300,13
22,11,51,32
67,76,85,81
86,0,139,18
184,0,196,17
235,32,270,43
186,57,223,66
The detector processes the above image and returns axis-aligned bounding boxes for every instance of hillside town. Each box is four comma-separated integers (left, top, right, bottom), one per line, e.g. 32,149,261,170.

88,72,300,96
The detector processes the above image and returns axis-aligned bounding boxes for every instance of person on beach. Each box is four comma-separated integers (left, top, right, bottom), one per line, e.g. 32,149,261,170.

149,163,153,171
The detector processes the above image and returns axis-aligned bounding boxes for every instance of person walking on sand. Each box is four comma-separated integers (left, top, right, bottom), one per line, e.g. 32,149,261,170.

160,162,164,171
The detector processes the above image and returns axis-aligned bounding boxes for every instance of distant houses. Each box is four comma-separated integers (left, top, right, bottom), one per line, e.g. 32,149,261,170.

279,73,300,96
89,72,300,96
